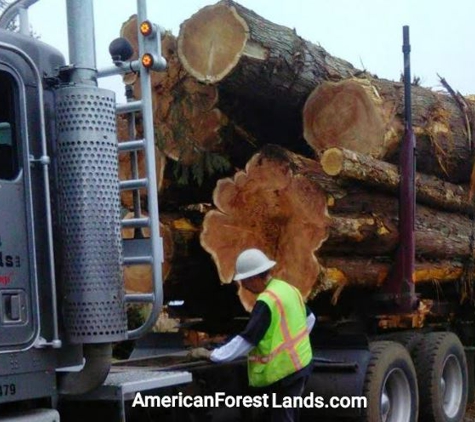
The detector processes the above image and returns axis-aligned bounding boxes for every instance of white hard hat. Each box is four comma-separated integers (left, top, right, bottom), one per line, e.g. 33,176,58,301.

233,248,276,281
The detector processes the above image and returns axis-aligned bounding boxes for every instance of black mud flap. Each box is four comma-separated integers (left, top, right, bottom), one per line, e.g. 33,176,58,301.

302,334,371,419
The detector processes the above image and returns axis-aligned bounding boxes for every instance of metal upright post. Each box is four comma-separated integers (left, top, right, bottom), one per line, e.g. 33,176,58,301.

126,0,164,338
380,26,417,312
18,7,29,35
399,25,417,310
66,0,97,85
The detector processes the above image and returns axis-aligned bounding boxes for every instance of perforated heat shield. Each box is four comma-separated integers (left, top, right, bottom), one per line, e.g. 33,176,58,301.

55,86,127,344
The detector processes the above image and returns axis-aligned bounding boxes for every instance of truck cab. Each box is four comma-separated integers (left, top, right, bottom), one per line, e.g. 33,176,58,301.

0,28,66,406
0,2,191,419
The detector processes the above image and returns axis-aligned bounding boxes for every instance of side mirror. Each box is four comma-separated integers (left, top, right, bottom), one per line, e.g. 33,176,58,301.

108,37,134,63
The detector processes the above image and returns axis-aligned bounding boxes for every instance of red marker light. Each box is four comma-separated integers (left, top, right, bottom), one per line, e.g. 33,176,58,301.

140,20,153,37
141,53,154,68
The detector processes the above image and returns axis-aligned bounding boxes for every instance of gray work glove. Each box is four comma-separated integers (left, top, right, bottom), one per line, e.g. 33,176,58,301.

188,347,212,360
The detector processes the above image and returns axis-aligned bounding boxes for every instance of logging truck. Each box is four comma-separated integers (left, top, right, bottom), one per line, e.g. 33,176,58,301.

0,0,474,421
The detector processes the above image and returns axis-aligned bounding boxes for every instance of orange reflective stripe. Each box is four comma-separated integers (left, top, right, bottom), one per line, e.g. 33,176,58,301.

295,286,305,308
249,327,309,364
260,290,306,371
273,327,309,357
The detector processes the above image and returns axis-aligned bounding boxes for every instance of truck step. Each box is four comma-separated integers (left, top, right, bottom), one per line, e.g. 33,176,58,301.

123,255,153,265
121,217,150,229
118,139,145,152
65,368,191,402
0,409,60,422
116,100,142,115
119,178,148,191
125,293,154,303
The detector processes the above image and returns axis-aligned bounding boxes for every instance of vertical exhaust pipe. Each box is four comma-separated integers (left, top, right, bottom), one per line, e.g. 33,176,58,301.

56,0,127,394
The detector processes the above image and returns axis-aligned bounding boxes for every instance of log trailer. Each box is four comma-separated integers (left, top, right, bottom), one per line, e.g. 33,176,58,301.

0,1,473,422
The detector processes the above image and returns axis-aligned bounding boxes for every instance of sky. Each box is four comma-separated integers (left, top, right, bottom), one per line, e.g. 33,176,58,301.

24,0,475,101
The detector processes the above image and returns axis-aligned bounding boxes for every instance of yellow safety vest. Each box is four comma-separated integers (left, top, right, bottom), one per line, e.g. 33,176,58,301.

248,278,312,387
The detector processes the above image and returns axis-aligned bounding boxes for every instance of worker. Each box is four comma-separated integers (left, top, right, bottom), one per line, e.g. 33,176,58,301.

190,248,316,422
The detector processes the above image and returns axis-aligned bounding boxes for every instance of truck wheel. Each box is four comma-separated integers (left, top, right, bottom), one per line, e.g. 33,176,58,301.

384,331,423,356
413,332,468,422
363,341,418,422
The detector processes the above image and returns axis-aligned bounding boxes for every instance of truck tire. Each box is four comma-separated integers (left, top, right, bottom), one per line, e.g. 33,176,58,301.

377,331,424,356
412,332,468,422
362,341,418,422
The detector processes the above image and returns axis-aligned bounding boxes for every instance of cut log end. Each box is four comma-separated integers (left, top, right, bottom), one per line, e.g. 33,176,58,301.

321,148,345,176
303,79,388,157
201,146,331,299
178,2,249,83
237,283,257,313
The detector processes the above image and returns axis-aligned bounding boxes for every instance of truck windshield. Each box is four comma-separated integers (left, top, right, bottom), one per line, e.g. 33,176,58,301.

0,70,18,180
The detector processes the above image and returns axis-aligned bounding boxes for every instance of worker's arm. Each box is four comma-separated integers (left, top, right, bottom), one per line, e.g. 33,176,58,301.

210,303,314,362
209,301,271,363
210,335,253,362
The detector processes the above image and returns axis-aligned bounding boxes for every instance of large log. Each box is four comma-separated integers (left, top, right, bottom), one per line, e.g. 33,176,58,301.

321,147,472,214
123,13,315,171
326,209,472,259
319,257,466,293
200,145,331,299
200,145,475,306
304,78,475,183
123,8,330,173
177,0,358,112
121,16,251,170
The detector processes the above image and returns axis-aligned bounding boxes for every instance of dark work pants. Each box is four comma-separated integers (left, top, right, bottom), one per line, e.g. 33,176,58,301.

249,374,309,422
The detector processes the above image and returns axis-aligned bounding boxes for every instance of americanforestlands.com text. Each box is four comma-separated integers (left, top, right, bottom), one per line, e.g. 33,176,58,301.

132,392,367,409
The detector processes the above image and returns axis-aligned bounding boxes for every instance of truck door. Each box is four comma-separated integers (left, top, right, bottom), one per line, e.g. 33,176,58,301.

0,66,39,352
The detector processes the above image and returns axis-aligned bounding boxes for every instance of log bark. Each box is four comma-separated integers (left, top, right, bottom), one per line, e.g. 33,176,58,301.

177,0,358,111
200,145,331,298
304,78,475,183
319,257,466,292
321,147,472,214
325,209,472,259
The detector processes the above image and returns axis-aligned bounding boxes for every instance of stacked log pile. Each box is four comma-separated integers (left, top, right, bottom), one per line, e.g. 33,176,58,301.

118,0,475,315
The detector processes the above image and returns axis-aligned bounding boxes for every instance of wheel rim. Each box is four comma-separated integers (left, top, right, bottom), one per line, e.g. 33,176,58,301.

441,354,463,418
380,368,412,422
